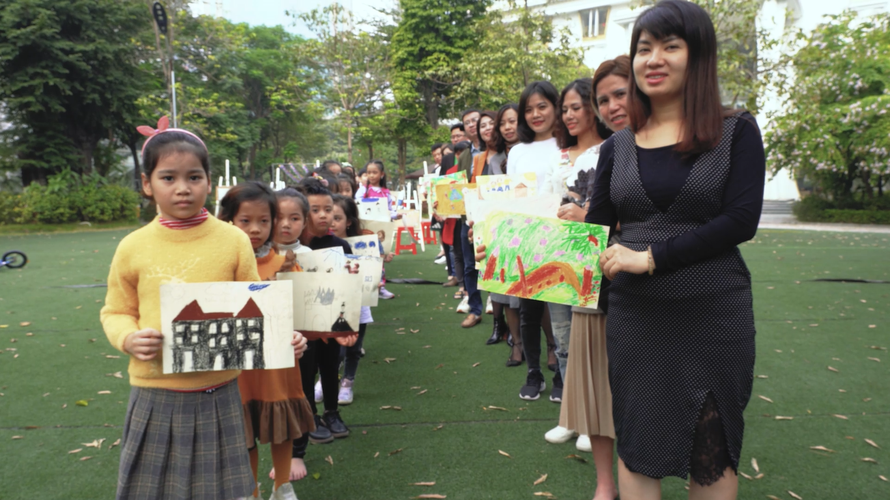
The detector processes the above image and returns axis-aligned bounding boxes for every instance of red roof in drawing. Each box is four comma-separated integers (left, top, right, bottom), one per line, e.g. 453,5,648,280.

173,299,263,322
236,298,263,318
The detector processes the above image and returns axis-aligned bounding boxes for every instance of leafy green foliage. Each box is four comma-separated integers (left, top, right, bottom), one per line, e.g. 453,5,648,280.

453,3,588,109
10,174,140,224
765,12,890,203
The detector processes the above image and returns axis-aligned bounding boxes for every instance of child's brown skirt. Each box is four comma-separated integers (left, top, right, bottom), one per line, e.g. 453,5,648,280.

116,380,254,500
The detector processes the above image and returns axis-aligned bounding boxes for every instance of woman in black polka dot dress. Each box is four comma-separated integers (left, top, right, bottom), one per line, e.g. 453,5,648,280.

585,1,765,498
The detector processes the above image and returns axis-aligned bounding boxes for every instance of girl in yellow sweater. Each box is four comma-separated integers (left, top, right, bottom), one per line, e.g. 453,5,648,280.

100,118,305,500
219,182,314,500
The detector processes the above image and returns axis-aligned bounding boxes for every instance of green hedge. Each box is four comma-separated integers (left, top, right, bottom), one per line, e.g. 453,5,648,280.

793,196,890,224
0,184,140,225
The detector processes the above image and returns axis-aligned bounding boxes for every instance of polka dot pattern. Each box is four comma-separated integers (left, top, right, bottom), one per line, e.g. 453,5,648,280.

604,115,756,480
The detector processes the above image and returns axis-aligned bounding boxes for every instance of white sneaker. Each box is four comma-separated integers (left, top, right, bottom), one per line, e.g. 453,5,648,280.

544,425,577,444
314,378,323,403
379,286,395,300
434,255,446,265
338,378,354,405
270,482,298,500
456,296,470,313
485,295,493,314
576,434,592,452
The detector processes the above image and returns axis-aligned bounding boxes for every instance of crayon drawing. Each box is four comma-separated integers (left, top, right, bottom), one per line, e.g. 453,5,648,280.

477,211,609,308
428,171,467,208
294,248,347,273
344,235,380,257
160,281,294,374
345,254,383,307
434,182,476,218
476,173,538,200
277,272,362,340
361,220,397,253
358,198,391,222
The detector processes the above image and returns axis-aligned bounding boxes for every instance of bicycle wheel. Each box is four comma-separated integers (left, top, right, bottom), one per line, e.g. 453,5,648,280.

2,251,27,269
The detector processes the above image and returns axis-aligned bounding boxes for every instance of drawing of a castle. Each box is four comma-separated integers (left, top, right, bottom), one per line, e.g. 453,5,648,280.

170,298,266,373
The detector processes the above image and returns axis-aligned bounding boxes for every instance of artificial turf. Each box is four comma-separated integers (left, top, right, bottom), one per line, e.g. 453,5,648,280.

0,228,887,499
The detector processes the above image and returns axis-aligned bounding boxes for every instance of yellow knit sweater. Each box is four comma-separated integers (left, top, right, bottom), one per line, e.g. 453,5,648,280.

100,216,261,389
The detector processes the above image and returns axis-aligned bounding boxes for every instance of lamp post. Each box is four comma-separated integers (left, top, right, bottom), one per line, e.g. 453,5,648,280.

151,2,177,127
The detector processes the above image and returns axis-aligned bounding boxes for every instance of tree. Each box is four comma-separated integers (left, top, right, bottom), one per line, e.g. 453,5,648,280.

296,4,390,164
453,3,588,110
0,0,153,184
390,0,491,128
765,12,890,204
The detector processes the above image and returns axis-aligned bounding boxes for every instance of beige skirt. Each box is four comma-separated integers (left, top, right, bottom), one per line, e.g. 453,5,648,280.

558,312,615,439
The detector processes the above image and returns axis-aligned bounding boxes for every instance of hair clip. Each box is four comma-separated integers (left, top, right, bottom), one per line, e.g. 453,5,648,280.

136,116,207,156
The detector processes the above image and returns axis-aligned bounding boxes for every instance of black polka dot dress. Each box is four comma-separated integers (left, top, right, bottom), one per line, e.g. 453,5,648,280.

600,115,757,480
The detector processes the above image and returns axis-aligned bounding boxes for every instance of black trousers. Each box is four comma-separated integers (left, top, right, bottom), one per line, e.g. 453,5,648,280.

299,338,341,414
519,298,546,371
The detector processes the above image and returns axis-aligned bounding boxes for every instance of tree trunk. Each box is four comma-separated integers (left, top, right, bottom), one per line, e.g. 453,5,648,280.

397,138,407,187
248,143,257,180
346,120,354,164
367,142,373,160
128,140,141,192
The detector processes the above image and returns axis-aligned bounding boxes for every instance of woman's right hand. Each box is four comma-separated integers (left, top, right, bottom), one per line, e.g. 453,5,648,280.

123,329,164,361
468,222,486,262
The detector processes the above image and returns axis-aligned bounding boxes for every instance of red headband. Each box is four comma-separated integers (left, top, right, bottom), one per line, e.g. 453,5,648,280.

137,116,208,156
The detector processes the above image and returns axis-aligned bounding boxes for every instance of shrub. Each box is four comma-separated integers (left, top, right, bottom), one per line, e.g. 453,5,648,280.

0,192,20,224
13,182,139,224
793,196,890,224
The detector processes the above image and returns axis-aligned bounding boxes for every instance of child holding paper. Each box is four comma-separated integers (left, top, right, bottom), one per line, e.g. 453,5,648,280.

218,182,313,500
330,194,374,404
100,119,305,500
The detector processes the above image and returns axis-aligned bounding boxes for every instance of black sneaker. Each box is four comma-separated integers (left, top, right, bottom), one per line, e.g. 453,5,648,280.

519,369,546,401
308,414,334,444
323,410,350,438
550,371,563,403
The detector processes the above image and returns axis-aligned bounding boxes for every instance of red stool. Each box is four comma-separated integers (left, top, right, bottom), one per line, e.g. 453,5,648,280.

395,226,417,255
421,221,437,244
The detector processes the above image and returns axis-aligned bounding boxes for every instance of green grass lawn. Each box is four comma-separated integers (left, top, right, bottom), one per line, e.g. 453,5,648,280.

0,228,887,499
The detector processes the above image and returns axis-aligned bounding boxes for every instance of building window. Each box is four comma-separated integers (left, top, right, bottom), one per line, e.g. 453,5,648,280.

237,319,242,327
191,334,198,343
176,325,184,333
209,338,215,348
221,337,228,345
251,331,260,340
191,324,199,332
580,7,609,39
248,319,255,327
237,333,244,341
176,336,183,344
209,323,217,334
222,322,229,333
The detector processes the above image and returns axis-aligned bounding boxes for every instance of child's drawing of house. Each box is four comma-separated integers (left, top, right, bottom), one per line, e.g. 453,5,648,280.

170,298,265,373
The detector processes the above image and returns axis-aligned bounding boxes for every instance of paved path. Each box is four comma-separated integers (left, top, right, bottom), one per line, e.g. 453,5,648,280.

758,214,890,234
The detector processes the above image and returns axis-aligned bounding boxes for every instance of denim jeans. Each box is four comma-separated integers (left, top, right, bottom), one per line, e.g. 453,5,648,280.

460,222,482,316
548,303,572,380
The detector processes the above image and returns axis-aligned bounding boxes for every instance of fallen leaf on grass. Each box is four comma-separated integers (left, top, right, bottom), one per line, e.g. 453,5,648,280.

422,345,431,349
472,362,481,367
865,439,880,449
25,332,32,336
19,322,30,327
533,493,555,499
565,454,587,463
373,452,379,458
810,446,835,453
775,416,794,420
69,449,82,454
533,474,548,486
105,355,120,359
739,472,752,480
767,496,781,500
109,438,120,449
384,358,397,364
416,389,428,396
83,439,106,448
325,455,333,466
869,346,886,351
756,375,769,379
388,448,403,456
879,475,887,482
434,364,444,370
862,458,878,464
410,329,420,333
11,436,23,440
867,357,880,362
97,391,111,395
758,395,774,403
79,456,92,461
828,366,839,373
788,491,803,500
498,450,512,458
868,325,876,329
410,482,435,486
433,425,444,431
75,400,89,407
413,495,446,499
755,473,764,479
410,386,421,390
379,405,402,411
485,406,508,411
833,414,848,420
752,458,760,473
863,398,872,402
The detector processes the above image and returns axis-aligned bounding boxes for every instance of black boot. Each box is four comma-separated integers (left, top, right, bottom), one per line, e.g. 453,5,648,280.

486,316,507,345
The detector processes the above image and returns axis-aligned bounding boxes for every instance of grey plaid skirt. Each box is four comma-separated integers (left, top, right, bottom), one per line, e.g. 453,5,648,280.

116,380,255,500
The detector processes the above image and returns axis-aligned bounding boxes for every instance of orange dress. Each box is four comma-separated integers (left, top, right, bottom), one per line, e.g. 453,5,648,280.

239,252,315,445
